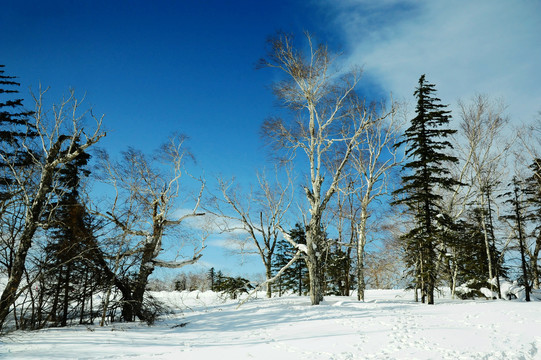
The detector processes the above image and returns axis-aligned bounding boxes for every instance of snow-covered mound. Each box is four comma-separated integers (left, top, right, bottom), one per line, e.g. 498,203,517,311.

2,289,541,359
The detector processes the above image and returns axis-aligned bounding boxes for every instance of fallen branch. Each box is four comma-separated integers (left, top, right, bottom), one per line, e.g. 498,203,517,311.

237,250,302,308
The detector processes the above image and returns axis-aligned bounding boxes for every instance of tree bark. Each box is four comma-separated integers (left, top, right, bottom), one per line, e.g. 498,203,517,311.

531,234,541,290
305,219,325,305
265,259,273,298
356,198,369,301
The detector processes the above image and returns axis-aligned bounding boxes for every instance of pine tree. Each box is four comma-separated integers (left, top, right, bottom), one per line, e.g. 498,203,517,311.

393,74,460,304
0,65,36,201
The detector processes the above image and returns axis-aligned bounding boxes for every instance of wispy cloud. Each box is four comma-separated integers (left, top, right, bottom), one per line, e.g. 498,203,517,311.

320,0,541,124
208,236,259,254
172,208,249,234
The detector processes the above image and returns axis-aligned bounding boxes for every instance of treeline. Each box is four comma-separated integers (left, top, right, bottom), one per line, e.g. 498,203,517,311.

213,32,540,306
1,31,540,332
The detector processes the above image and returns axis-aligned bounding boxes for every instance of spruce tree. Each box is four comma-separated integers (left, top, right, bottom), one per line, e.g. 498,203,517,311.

452,208,507,298
0,65,36,201
393,74,460,304
42,141,95,327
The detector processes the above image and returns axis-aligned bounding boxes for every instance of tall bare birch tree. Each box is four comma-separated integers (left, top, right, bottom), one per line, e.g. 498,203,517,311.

0,87,105,331
349,102,403,301
457,94,511,297
260,32,376,305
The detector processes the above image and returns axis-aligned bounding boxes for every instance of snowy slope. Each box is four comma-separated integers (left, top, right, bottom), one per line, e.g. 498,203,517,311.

1,289,540,360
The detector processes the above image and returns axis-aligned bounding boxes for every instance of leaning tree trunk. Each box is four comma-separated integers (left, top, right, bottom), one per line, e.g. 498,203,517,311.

130,210,168,322
130,241,160,322
0,133,103,331
83,235,137,324
0,224,40,331
0,166,55,331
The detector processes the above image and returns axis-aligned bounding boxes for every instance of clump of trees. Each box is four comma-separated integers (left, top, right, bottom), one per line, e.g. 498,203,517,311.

0,66,207,332
0,67,105,331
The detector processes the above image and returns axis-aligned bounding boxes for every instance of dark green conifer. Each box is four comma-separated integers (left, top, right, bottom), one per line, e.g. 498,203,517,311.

0,65,36,201
272,223,309,296
393,74,461,304
42,141,96,326
325,241,355,296
452,208,507,298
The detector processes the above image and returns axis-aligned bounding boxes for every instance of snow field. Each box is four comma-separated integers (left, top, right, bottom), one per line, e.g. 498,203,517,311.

1,289,540,359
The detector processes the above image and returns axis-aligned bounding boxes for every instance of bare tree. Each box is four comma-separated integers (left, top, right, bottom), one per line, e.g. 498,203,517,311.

349,101,403,300
516,113,541,290
325,101,401,299
260,32,381,305
94,135,205,322
518,111,541,167
210,166,292,298
456,94,511,297
364,233,405,290
0,87,105,331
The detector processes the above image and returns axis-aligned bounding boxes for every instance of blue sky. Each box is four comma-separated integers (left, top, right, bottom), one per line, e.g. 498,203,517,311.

2,0,540,279
2,1,318,177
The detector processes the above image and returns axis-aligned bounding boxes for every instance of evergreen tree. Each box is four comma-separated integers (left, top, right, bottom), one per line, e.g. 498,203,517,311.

213,271,253,299
208,267,216,291
452,208,507,298
0,65,36,201
324,240,355,296
272,239,293,296
393,74,460,304
41,142,97,327
271,223,309,296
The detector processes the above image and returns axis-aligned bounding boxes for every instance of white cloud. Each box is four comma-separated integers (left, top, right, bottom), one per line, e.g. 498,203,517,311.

321,0,541,125
208,236,259,254
172,208,249,235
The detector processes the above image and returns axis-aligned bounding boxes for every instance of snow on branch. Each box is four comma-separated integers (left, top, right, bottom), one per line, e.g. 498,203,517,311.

152,253,203,269
237,249,302,308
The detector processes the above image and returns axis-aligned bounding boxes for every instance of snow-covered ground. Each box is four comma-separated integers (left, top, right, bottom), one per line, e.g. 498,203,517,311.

1,289,540,360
